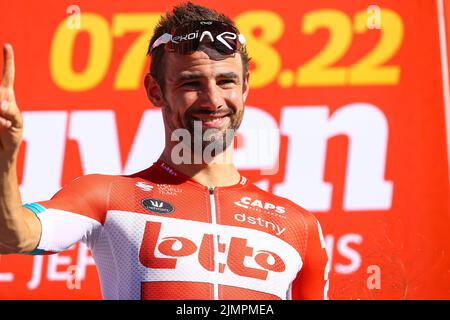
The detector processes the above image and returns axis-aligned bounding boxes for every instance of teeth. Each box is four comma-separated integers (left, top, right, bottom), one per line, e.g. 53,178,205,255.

193,116,226,122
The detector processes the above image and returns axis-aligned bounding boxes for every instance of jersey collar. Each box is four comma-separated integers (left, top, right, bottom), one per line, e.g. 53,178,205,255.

154,159,248,190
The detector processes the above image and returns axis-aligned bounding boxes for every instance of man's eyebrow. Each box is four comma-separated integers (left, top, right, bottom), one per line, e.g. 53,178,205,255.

175,71,240,83
217,72,239,79
175,72,204,82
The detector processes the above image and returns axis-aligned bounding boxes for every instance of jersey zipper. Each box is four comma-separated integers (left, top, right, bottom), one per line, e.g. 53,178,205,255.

208,186,219,300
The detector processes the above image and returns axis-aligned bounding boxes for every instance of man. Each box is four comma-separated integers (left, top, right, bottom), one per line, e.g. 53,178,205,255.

0,2,329,299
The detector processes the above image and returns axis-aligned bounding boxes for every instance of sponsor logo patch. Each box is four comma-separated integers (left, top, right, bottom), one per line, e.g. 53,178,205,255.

157,184,183,196
141,198,174,214
234,213,286,236
136,181,153,192
233,197,286,219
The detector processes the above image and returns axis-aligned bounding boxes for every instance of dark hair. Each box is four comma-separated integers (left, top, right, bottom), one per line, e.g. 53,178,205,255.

148,2,250,91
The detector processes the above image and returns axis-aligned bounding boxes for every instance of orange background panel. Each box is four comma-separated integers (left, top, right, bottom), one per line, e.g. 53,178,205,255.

0,0,449,299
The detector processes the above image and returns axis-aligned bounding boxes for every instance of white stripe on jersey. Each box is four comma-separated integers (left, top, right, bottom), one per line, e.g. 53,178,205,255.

317,220,330,300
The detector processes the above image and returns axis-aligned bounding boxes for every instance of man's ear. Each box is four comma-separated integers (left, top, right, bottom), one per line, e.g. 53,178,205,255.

242,72,250,103
144,73,165,108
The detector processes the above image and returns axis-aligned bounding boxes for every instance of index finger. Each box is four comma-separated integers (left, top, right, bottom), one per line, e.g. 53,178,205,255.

2,43,15,88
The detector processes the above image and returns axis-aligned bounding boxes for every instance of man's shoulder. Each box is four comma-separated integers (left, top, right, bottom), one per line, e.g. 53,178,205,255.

55,173,143,200
63,173,123,188
66,171,145,186
246,181,317,221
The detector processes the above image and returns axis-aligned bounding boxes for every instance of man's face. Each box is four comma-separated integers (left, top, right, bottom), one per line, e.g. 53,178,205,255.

154,49,249,154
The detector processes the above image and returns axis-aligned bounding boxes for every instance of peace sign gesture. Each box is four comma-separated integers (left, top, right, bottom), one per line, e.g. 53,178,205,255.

0,44,23,158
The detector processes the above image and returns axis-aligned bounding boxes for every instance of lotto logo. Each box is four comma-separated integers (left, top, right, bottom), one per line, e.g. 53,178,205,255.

107,212,302,298
139,221,286,280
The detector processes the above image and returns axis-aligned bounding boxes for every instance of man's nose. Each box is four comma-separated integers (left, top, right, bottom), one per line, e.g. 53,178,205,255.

198,82,223,110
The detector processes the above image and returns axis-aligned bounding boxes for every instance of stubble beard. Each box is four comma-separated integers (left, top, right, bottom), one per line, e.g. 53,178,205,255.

164,100,244,160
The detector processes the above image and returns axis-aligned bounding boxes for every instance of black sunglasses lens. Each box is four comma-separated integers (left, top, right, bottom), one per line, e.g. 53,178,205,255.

211,23,239,54
177,39,199,54
214,41,236,54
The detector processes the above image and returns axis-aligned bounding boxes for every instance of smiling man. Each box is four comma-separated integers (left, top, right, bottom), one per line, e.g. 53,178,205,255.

0,2,330,300
147,18,249,169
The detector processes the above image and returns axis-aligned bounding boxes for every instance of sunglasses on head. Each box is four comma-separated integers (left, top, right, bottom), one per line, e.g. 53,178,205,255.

150,20,246,55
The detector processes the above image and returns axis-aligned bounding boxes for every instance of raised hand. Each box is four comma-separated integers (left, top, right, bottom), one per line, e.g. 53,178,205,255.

0,44,23,158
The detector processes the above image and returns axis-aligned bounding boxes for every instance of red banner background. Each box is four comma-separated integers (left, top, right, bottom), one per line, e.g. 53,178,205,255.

0,0,449,299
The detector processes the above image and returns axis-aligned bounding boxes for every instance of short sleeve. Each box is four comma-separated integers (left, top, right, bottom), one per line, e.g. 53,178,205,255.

291,213,330,300
23,174,113,255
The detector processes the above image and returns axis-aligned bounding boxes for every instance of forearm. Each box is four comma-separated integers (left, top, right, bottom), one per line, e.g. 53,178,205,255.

0,157,32,253
0,44,38,254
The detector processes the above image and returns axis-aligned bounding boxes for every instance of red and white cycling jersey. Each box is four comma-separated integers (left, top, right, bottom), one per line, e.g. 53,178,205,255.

24,160,330,300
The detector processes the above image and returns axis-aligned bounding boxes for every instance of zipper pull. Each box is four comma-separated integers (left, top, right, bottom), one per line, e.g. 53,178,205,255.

209,186,214,195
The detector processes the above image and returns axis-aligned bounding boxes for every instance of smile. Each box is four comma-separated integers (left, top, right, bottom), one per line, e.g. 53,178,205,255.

191,114,230,128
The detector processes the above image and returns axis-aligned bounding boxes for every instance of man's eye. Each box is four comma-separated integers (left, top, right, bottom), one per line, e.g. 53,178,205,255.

218,79,236,86
182,81,200,88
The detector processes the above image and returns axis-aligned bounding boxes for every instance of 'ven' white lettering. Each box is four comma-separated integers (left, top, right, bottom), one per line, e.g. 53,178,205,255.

275,103,393,211
70,110,165,176
20,112,68,203
68,111,121,175
19,105,391,214
234,106,280,178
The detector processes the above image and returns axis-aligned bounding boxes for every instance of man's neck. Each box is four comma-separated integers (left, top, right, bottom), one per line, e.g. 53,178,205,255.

159,147,241,188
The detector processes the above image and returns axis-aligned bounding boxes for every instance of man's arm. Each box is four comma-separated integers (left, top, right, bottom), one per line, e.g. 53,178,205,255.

291,212,330,300
0,44,41,254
